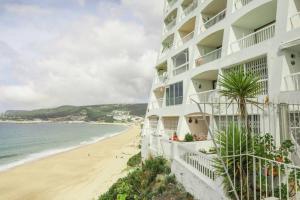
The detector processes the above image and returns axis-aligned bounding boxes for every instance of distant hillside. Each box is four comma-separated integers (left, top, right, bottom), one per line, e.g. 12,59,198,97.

2,104,147,122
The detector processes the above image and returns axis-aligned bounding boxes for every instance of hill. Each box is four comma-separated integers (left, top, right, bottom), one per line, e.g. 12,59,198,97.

2,104,147,122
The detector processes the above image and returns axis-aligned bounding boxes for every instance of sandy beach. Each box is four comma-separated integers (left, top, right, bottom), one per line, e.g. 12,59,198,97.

0,125,140,200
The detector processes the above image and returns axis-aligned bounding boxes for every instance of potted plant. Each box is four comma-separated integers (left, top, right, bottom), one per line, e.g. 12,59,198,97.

184,133,194,142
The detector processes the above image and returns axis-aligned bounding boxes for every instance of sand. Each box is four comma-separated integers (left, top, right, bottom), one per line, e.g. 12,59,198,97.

0,125,141,200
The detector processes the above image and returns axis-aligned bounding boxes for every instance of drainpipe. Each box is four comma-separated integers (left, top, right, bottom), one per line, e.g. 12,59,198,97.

278,103,290,143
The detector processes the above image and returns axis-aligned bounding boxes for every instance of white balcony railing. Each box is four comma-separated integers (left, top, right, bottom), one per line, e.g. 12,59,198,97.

189,90,218,104
148,98,164,110
154,73,168,85
231,23,275,52
177,31,194,47
178,144,216,180
173,63,189,76
164,0,177,13
160,43,173,58
181,0,198,20
284,72,300,91
234,0,253,11
195,48,222,66
165,19,176,31
290,12,300,30
200,9,226,32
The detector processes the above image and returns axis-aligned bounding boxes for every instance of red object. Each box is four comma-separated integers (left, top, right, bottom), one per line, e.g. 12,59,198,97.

172,135,179,141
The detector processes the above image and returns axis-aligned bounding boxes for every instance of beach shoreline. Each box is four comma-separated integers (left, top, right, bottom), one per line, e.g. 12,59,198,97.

0,125,140,200
0,124,130,173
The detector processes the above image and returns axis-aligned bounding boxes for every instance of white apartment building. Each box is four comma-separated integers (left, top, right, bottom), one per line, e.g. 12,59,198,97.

142,0,300,199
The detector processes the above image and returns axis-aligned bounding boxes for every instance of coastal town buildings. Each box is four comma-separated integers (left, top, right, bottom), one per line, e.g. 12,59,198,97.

142,0,300,199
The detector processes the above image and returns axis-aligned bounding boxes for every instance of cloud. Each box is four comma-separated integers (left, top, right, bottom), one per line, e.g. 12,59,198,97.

3,4,52,16
0,0,163,111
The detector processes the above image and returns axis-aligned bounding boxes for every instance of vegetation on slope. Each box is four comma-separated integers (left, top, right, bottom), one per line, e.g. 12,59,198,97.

99,156,194,200
2,104,147,122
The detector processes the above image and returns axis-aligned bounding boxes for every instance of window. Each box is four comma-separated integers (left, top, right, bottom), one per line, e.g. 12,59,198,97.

172,49,189,76
166,82,183,106
223,56,268,95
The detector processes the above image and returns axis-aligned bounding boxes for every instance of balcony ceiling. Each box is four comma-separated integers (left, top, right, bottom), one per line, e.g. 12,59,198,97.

179,17,196,32
198,30,224,47
193,70,218,80
233,0,277,29
202,0,227,15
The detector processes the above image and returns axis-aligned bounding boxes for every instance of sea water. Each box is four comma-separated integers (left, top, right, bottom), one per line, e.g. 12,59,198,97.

0,122,127,171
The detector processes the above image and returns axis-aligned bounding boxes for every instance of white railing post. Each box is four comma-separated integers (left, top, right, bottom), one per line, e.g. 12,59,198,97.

189,90,218,104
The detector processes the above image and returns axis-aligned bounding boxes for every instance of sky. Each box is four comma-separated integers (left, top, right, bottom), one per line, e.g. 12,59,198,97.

0,0,164,112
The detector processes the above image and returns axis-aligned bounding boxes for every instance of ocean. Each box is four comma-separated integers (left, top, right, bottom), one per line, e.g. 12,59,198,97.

0,122,127,172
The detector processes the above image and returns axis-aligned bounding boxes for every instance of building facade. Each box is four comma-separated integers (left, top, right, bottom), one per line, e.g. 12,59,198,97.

142,0,300,199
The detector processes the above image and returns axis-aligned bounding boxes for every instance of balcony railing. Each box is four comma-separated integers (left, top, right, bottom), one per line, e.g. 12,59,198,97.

284,72,300,91
200,9,226,32
148,98,164,110
173,63,189,76
231,23,275,52
177,31,194,47
154,73,168,85
178,144,216,180
195,48,222,66
165,19,176,31
160,43,173,57
189,90,218,104
234,0,253,11
290,12,300,30
165,0,177,13
181,0,198,20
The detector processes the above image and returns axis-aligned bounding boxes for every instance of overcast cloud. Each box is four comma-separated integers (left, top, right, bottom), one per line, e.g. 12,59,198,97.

0,0,163,112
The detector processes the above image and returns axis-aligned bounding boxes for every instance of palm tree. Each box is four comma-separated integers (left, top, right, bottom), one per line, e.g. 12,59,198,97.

218,69,262,121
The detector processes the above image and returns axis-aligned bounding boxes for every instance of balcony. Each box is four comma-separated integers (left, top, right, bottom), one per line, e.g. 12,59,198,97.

230,23,275,53
172,49,189,76
155,62,168,85
177,17,196,48
160,34,174,57
190,90,218,104
200,9,226,32
148,98,164,110
177,31,194,47
180,0,198,21
195,48,222,66
284,72,300,91
164,10,177,34
164,0,177,13
233,0,253,11
290,12,300,30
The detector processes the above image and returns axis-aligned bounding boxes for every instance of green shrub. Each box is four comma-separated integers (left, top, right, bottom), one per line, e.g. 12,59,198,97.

184,133,194,142
127,152,141,167
99,157,193,200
